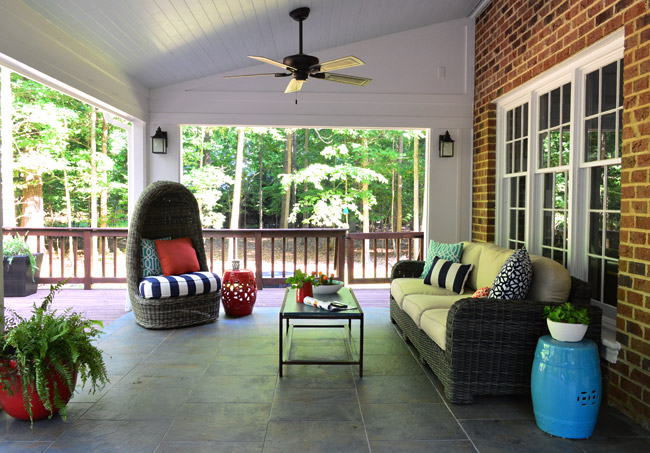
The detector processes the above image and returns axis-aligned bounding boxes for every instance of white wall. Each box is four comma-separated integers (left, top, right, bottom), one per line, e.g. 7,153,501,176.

0,1,149,121
149,18,476,243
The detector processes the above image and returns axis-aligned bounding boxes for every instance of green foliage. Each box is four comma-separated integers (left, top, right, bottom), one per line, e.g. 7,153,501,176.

285,269,316,289
543,302,590,325
2,233,38,276
0,281,109,424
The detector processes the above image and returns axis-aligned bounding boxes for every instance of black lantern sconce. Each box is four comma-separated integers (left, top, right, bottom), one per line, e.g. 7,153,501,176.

439,130,454,158
151,127,168,154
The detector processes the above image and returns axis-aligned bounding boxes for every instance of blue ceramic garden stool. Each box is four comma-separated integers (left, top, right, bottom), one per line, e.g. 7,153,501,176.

531,335,601,439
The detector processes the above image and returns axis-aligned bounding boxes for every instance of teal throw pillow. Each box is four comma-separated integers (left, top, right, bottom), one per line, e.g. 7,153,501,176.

140,237,170,277
420,240,463,279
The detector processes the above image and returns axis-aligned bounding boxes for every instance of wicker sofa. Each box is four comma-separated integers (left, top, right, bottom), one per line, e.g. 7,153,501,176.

390,241,601,404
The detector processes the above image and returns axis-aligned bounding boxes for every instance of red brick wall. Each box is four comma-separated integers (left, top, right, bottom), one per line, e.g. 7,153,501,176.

474,0,650,428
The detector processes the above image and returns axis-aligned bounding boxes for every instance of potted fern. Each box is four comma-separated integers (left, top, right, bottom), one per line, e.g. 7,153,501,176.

0,281,109,423
543,302,590,342
3,233,44,297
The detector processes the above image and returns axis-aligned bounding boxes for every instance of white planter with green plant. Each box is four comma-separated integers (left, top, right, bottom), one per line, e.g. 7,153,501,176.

543,302,590,342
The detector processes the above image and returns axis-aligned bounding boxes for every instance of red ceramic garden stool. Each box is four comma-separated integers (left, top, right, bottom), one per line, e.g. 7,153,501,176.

221,269,257,316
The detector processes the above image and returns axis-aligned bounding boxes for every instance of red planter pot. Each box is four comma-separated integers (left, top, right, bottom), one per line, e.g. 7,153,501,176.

296,282,313,303
0,361,77,421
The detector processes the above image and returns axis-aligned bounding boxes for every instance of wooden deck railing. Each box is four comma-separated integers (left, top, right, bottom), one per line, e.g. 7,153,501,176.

2,227,423,289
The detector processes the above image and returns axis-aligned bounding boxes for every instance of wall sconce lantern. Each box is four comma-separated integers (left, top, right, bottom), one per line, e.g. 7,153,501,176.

151,127,168,154
439,130,454,158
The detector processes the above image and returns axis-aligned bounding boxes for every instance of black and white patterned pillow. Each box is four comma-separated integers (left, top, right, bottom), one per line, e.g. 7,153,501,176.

488,247,533,300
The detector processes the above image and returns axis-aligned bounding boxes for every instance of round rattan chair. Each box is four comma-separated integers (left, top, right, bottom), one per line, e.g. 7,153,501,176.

126,180,220,329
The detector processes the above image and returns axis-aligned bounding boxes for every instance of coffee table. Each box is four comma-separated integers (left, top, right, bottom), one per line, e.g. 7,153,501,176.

279,287,364,377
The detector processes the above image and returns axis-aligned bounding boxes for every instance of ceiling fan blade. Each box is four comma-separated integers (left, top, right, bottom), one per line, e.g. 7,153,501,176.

224,73,290,79
284,78,305,93
249,56,296,71
312,72,372,87
312,56,365,73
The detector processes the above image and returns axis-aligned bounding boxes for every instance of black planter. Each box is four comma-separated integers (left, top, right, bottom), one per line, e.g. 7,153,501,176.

3,253,44,297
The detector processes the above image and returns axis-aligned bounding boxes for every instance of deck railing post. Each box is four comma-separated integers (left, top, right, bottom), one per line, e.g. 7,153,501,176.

83,230,92,290
345,234,354,284
254,231,263,290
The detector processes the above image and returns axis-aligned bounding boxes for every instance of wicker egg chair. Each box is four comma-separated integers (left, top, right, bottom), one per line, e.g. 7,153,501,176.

126,180,220,329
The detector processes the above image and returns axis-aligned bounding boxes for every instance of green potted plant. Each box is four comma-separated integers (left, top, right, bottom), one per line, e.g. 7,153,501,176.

0,281,109,424
543,302,590,342
3,233,44,297
286,269,316,303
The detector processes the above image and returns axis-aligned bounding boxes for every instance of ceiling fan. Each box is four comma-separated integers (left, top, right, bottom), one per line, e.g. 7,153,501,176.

225,7,371,93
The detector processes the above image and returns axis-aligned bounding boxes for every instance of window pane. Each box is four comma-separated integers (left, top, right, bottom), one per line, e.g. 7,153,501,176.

539,133,549,169
554,212,566,249
542,247,552,258
562,83,571,123
522,138,528,170
518,210,525,241
618,59,624,107
544,173,553,208
589,212,603,254
506,143,513,173
515,105,522,139
553,250,566,266
550,130,560,167
540,93,548,129
550,87,561,127
602,112,616,160
518,176,526,208
510,178,517,207
561,127,570,166
585,117,599,162
607,165,621,210
514,140,521,172
606,213,620,259
586,69,599,116
618,109,623,157
604,260,618,306
510,209,517,240
543,211,553,246
523,103,529,135
601,61,617,112
588,256,602,302
554,172,566,209
507,110,513,141
590,167,604,210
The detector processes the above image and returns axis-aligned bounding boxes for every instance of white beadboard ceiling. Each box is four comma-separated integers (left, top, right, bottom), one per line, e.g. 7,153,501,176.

22,0,482,89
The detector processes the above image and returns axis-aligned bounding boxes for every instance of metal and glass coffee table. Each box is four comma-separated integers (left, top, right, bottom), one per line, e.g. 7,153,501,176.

279,287,364,377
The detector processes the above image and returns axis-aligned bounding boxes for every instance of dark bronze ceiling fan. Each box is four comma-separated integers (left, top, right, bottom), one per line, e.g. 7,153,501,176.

225,7,371,93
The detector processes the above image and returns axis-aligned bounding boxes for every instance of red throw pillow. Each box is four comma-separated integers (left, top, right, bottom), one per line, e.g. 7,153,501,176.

472,286,491,298
155,236,200,276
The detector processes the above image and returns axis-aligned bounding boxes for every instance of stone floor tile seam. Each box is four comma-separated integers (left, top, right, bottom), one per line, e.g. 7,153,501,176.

154,412,178,453
261,366,282,452
352,361,375,452
391,321,480,451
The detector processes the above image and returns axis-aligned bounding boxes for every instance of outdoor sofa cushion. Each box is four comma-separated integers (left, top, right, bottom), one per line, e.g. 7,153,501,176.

139,271,222,299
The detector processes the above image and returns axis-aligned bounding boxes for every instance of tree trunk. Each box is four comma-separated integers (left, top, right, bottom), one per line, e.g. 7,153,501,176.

1,68,15,227
396,135,403,233
413,135,420,232
302,129,309,223
290,131,297,227
100,115,109,228
280,131,293,229
390,170,395,232
20,170,44,228
258,135,264,228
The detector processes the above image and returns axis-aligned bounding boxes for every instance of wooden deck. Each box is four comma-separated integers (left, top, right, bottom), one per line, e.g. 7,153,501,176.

3,285,390,326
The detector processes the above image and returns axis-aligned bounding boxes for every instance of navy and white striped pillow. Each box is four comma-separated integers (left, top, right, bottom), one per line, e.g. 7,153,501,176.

139,271,222,299
423,256,473,294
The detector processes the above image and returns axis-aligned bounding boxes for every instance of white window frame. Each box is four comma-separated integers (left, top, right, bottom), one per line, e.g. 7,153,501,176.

495,29,624,331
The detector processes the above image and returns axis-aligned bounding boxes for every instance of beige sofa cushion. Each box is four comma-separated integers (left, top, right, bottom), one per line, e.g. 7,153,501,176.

420,309,450,350
391,278,459,308
476,244,514,289
461,241,483,290
528,255,571,302
402,292,471,327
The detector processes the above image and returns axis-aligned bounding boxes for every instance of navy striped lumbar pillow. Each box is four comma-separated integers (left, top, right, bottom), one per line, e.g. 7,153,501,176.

423,256,473,294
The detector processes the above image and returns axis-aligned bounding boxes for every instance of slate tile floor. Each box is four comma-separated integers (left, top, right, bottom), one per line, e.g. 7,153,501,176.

0,307,648,452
